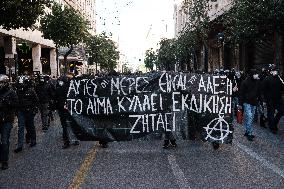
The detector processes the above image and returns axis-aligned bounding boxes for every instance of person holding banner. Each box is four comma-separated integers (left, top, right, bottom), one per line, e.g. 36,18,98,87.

239,69,261,141
55,73,79,149
54,75,71,149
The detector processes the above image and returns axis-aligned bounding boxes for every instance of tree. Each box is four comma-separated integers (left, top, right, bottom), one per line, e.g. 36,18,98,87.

154,0,210,72
40,2,89,72
174,30,198,71
144,48,157,71
156,38,176,71
182,0,210,35
86,33,120,72
224,0,284,43
0,0,50,30
175,0,211,71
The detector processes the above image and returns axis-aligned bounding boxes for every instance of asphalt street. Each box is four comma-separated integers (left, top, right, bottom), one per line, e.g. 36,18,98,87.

0,112,283,189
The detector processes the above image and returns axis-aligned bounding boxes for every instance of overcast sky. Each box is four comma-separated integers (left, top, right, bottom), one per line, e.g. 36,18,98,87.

96,0,179,70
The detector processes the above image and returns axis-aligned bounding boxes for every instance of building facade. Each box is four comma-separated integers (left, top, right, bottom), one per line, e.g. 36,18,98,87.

174,0,284,74
0,0,96,78
174,0,191,38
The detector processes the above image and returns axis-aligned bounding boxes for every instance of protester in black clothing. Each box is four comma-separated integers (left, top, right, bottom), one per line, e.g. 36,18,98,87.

258,67,269,127
14,75,39,153
35,75,53,131
0,75,18,170
55,74,71,149
47,76,58,122
54,73,79,149
261,65,284,134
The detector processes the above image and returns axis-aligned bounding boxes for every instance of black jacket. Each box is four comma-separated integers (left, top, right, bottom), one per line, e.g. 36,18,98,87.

262,75,284,105
240,76,260,106
54,79,69,110
16,85,39,112
35,81,53,104
0,85,18,122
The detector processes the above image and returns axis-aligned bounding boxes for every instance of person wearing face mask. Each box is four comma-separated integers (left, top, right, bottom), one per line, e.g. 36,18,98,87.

239,69,261,141
261,65,284,134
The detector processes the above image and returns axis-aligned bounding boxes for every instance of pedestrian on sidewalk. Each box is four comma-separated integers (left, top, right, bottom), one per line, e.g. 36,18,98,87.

0,75,18,170
14,75,39,153
239,69,261,141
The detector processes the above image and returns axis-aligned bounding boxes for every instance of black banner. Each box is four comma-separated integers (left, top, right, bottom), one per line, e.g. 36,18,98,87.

66,71,233,144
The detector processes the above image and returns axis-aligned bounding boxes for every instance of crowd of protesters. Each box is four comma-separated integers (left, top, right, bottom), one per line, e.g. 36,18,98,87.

0,65,283,170
0,70,122,170
228,64,284,141
0,72,78,170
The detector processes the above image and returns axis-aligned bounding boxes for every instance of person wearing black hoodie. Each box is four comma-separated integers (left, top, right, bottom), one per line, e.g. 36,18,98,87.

262,65,284,134
239,69,260,141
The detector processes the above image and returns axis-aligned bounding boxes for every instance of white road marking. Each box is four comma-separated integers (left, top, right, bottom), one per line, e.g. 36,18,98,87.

235,141,284,178
168,155,191,189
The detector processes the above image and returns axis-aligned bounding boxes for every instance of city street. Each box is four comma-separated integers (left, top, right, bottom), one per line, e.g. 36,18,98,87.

1,1,284,189
0,113,283,189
